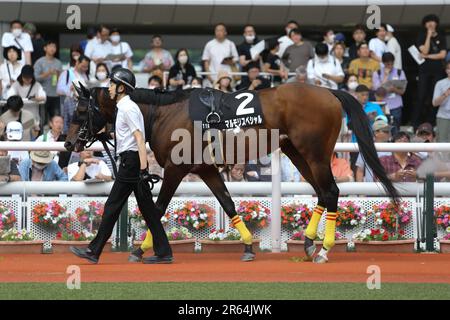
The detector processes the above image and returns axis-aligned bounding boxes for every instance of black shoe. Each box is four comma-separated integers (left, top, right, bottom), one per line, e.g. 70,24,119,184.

70,246,99,264
142,255,173,264
128,247,144,263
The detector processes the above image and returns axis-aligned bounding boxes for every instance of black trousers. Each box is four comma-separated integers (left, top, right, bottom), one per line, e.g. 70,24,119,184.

413,72,444,129
88,151,172,257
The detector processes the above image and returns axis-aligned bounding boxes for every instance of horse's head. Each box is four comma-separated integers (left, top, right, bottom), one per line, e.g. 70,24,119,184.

64,83,110,152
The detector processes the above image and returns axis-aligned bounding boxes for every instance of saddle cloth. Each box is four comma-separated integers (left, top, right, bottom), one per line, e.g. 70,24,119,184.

188,88,264,131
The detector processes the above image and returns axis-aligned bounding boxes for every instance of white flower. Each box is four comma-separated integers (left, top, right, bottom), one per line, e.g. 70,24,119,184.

173,214,178,219
190,208,195,212
380,228,385,234
193,221,199,228
350,219,357,226
376,212,381,217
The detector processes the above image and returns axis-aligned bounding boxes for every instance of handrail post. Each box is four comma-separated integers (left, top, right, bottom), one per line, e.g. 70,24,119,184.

271,149,281,253
424,174,435,252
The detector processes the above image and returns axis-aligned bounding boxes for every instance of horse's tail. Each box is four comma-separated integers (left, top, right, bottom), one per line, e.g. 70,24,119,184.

330,89,400,204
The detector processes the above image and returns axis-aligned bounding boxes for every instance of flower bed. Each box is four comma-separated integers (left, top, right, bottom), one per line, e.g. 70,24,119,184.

199,228,260,253
32,201,70,231
172,201,215,230
336,200,366,231
281,202,312,230
130,207,170,229
440,234,450,253
352,228,415,253
0,204,17,231
236,200,270,230
0,229,44,254
75,201,104,232
134,227,196,253
286,229,348,253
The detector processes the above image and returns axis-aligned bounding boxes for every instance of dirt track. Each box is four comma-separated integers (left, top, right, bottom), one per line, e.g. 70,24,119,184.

1,252,450,283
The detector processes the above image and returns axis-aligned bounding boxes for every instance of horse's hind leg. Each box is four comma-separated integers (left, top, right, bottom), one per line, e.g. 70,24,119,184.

280,139,326,260
195,164,255,262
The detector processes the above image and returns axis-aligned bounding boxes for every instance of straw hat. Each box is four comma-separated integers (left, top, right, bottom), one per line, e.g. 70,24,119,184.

30,151,54,164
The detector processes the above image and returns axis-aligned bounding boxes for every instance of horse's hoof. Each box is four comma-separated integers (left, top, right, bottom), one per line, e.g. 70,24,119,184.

313,249,329,264
304,237,316,260
241,252,256,262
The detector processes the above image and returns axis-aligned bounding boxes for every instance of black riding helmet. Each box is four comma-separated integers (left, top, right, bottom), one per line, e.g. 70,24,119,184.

109,68,136,94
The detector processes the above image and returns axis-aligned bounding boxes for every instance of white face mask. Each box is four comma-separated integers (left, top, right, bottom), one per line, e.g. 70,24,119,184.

286,28,292,36
191,84,202,88
110,35,120,43
12,28,22,38
96,71,107,81
384,35,391,42
178,55,188,65
149,85,157,90
348,81,359,91
318,56,328,63
245,35,255,42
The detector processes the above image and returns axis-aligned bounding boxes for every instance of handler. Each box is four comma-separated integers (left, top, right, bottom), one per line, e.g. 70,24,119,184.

70,68,173,264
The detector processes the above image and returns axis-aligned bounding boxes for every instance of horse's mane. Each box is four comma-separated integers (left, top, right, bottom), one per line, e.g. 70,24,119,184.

130,88,193,106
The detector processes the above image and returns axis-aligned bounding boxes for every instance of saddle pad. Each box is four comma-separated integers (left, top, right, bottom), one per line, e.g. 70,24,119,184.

189,88,264,131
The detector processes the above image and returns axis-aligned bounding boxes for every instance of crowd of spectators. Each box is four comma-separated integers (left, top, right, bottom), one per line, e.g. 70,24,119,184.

0,15,449,185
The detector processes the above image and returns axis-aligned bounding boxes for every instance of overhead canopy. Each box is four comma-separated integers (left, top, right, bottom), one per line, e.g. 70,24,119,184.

0,0,448,27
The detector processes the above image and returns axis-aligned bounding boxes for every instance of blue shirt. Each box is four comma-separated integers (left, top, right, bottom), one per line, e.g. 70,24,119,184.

19,159,68,181
346,101,384,142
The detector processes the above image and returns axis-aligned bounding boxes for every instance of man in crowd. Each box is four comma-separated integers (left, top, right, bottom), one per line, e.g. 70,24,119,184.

236,62,271,91
18,150,67,181
84,25,112,78
237,25,259,72
306,43,344,90
369,24,388,63
1,20,33,65
282,29,314,73
348,42,380,89
432,60,450,142
202,23,239,84
0,95,39,141
109,28,134,70
348,25,366,61
385,24,402,70
277,20,299,58
68,150,112,182
322,29,336,53
23,23,44,65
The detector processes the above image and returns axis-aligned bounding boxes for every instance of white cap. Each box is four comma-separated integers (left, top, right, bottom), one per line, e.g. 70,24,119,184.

6,121,23,141
386,24,394,33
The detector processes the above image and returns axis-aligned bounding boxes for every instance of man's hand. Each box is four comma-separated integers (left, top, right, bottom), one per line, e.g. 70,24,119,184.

139,168,151,182
83,158,100,166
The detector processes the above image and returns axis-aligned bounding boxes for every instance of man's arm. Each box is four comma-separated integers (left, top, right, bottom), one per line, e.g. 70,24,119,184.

133,130,148,170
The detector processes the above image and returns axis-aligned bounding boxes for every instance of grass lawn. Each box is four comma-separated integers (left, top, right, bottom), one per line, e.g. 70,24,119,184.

0,282,449,300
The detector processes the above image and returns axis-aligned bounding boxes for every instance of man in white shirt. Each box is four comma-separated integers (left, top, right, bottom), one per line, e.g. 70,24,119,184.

307,43,344,90
385,24,402,70
1,20,33,65
202,23,239,84
35,115,64,163
84,25,113,78
277,20,299,58
369,24,388,64
68,150,112,181
70,68,172,264
109,28,133,70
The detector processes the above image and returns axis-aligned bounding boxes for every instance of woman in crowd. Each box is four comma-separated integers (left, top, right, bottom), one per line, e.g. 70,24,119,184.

262,38,289,85
214,70,234,93
89,62,110,88
168,48,197,90
0,46,22,100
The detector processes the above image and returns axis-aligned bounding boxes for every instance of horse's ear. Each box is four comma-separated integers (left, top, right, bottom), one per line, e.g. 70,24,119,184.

73,83,82,97
79,82,90,98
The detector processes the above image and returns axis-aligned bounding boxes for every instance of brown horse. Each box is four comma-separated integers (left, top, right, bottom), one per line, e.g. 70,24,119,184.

65,82,398,263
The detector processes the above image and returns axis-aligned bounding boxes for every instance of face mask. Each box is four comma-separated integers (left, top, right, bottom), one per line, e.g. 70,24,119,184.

191,84,202,88
327,34,335,43
33,163,47,170
110,35,120,43
348,81,359,91
318,56,328,63
149,85,157,90
286,28,292,36
72,54,80,61
12,28,22,38
178,56,188,65
245,35,255,42
384,35,391,42
97,72,107,81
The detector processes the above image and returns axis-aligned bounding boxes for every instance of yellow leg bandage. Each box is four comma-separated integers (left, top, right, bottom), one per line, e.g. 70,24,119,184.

323,212,337,250
232,216,252,245
140,229,153,252
305,205,325,240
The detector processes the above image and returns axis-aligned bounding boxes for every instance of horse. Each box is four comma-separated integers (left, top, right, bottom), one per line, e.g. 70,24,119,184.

65,82,399,263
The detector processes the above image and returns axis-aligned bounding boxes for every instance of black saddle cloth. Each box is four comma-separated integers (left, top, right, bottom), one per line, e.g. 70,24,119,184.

188,88,264,131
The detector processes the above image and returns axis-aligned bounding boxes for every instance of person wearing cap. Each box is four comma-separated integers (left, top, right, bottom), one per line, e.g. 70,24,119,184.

236,62,271,91
1,20,33,65
0,95,39,141
356,119,391,182
0,135,21,182
262,38,289,84
214,70,234,93
385,24,402,70
348,41,380,89
306,43,344,90
70,68,172,265
18,150,67,182
5,121,29,165
432,61,450,142
0,46,22,99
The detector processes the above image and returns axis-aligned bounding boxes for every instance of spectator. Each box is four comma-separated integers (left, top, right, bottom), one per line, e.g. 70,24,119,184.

79,26,97,53
343,74,359,96
221,164,247,182
19,150,67,181
262,38,288,84
432,60,450,142
148,75,163,89
7,65,46,124
236,62,270,91
323,29,336,53
372,52,407,131
369,24,388,63
0,46,22,99
202,24,239,84
57,55,90,133
348,25,367,61
23,23,44,65
286,65,307,84
356,119,391,182
348,41,380,89
331,153,354,183
307,43,344,90
214,70,234,93
68,150,112,181
68,44,83,68
379,131,422,182
89,63,110,88
0,136,22,182
140,35,174,79
282,29,314,73
281,153,301,182
5,121,29,165
385,24,402,70
414,14,447,129
332,41,350,77
168,49,197,90
354,84,384,125
84,25,112,78
0,96,39,141
238,25,260,72
191,77,203,89
34,40,63,123
277,20,299,58
35,115,64,163
1,20,33,65
414,122,435,160
109,28,133,70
